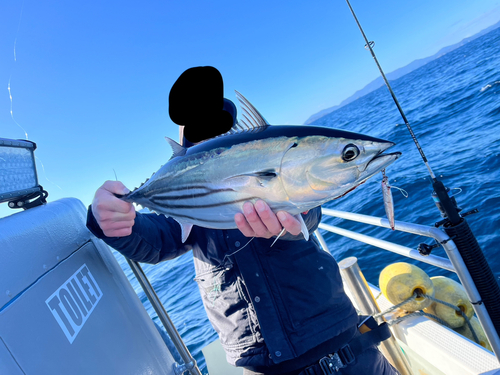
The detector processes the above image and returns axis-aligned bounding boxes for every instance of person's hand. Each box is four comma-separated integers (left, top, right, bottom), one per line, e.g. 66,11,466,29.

234,200,305,239
91,181,136,237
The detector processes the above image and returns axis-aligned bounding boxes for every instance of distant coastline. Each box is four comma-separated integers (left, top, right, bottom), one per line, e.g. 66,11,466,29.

304,20,500,125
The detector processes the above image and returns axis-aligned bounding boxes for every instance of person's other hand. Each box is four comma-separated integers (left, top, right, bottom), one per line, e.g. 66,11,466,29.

234,200,304,238
91,181,136,237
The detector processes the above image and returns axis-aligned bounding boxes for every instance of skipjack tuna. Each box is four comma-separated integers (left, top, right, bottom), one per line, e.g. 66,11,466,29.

119,92,401,242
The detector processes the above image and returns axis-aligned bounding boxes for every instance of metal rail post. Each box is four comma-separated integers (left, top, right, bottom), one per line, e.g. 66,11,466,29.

318,208,500,359
127,259,202,375
339,257,414,375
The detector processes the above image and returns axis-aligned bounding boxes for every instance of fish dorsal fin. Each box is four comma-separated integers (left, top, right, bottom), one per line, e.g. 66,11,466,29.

165,137,187,159
235,90,270,130
195,91,269,141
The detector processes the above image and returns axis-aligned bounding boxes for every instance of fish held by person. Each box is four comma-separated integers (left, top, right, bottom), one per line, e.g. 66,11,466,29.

119,91,401,242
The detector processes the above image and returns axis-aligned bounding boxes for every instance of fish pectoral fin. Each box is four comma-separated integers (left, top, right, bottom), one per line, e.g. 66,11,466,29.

174,219,193,243
294,213,309,241
165,137,187,159
231,169,277,180
246,170,278,180
225,170,278,188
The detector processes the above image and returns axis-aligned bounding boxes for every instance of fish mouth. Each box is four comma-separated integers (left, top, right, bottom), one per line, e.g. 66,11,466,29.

365,151,402,173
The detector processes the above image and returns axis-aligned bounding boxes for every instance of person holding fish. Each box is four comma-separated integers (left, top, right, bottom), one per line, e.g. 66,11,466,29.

87,67,400,375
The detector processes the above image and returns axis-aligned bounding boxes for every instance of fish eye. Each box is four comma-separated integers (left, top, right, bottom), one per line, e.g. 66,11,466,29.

342,144,360,161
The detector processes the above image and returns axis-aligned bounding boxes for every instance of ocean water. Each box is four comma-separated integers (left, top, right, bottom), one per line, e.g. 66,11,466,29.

114,26,500,373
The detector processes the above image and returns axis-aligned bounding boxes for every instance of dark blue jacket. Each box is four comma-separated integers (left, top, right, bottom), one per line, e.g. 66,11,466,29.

86,207,358,370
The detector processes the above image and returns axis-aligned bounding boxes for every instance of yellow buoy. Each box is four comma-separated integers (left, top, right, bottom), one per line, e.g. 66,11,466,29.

455,316,492,351
379,262,434,312
424,276,474,328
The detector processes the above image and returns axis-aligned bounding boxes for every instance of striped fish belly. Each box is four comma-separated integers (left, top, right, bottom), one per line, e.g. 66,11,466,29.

127,137,298,229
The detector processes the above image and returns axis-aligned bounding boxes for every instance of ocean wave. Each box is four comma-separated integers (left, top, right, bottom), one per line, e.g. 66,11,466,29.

480,80,500,92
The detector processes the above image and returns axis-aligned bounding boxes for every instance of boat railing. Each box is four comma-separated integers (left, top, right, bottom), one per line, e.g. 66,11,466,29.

314,208,500,361
127,259,202,375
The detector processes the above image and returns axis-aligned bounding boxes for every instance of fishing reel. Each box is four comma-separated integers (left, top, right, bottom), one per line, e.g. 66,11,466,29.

431,185,478,228
431,187,461,220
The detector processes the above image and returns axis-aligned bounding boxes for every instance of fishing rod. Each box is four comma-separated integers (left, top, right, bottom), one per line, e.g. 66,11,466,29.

344,0,435,180
344,0,500,345
344,0,463,224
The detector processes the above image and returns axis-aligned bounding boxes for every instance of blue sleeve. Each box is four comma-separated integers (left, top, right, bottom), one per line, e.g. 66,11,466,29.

86,206,192,264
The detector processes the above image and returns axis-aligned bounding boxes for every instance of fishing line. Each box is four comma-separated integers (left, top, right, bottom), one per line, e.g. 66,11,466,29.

6,2,60,193
7,1,28,139
344,0,436,180
7,77,28,139
220,237,255,266
387,184,409,198
13,0,25,63
35,156,62,190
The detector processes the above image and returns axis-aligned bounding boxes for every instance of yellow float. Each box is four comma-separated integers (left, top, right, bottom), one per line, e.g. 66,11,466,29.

424,276,474,329
455,316,492,351
379,262,434,312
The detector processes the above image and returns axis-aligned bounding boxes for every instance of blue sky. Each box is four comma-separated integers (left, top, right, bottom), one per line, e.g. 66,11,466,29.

1,0,499,218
